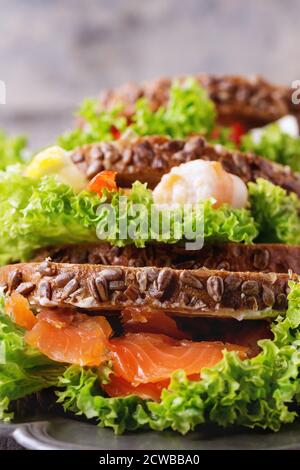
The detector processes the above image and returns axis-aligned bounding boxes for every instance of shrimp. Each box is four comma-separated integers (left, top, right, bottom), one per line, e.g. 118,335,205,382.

152,160,248,209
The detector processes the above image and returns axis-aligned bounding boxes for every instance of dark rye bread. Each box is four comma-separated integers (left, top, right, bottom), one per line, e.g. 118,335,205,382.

0,262,295,318
70,135,300,195
98,74,300,128
33,242,300,274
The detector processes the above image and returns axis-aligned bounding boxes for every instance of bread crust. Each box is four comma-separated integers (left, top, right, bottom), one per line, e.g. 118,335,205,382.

33,242,300,274
0,262,295,318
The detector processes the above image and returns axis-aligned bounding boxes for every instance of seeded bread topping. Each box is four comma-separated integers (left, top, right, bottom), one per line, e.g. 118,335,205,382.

70,135,300,196
0,262,295,318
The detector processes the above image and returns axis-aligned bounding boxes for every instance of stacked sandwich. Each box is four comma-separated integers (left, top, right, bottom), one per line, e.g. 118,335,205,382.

2,75,300,434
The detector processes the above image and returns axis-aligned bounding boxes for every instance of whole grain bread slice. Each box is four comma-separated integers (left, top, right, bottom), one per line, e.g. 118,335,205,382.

98,74,300,128
71,135,300,195
0,262,295,319
32,242,300,274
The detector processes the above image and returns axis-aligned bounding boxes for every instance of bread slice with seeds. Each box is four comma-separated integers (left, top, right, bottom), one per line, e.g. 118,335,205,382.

0,262,295,319
70,135,300,195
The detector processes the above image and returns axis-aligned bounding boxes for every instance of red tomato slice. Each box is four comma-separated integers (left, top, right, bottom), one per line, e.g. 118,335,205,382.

88,170,118,196
229,122,246,145
110,125,121,140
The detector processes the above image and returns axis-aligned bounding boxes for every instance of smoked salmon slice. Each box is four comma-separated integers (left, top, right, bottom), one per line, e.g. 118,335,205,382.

103,376,169,401
121,308,191,339
5,292,37,330
25,310,112,366
6,295,249,400
108,332,248,386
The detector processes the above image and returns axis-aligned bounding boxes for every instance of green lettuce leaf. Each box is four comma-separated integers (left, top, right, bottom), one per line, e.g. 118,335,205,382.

56,365,145,434
241,123,300,172
1,167,298,265
131,78,216,138
57,78,216,150
146,340,300,433
202,200,257,244
0,296,64,422
55,282,300,434
0,130,29,170
249,178,300,244
0,167,103,265
57,100,127,151
0,169,258,264
96,181,257,247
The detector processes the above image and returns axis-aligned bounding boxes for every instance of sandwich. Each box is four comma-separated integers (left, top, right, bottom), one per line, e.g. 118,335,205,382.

1,74,300,435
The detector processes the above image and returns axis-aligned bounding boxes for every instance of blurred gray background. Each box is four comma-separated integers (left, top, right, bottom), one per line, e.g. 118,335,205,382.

1,0,300,148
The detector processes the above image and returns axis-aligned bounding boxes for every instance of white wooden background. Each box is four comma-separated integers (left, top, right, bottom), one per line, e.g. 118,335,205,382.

0,0,299,148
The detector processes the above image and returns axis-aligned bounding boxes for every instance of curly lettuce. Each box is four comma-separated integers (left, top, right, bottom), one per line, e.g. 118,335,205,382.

0,296,64,422
131,78,216,139
58,78,216,150
96,181,257,247
249,178,300,244
0,168,298,265
0,169,257,264
241,123,300,172
56,366,144,434
0,167,102,265
57,101,127,151
55,282,300,434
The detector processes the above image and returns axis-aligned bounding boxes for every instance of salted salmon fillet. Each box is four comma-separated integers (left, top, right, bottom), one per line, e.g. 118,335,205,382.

7,296,248,400
25,310,112,367
103,374,205,401
104,333,248,400
108,332,248,386
5,293,37,330
103,376,169,401
25,313,247,399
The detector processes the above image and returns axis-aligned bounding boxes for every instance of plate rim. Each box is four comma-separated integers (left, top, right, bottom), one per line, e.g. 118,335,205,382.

2,417,300,451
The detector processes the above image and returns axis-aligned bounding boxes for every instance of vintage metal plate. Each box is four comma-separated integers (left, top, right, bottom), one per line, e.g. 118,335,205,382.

1,417,300,450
